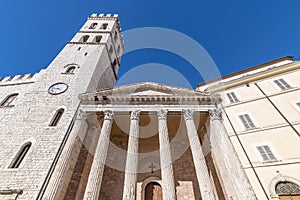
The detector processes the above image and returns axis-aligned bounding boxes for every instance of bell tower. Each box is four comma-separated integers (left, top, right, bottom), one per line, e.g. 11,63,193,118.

0,13,124,200
66,13,124,92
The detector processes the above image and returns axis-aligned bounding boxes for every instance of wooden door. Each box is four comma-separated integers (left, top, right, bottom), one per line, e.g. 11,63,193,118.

279,195,300,200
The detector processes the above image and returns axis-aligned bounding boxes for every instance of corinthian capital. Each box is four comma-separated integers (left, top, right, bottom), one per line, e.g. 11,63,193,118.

157,109,168,120
130,110,141,120
209,109,222,121
76,109,88,120
104,110,113,120
182,109,194,120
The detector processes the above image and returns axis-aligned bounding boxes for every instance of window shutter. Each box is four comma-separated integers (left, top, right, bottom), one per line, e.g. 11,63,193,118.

239,115,250,129
244,114,255,128
264,146,276,160
279,79,291,89
227,92,239,103
274,79,292,90
231,92,239,102
256,146,269,161
239,114,255,129
274,80,285,90
256,145,277,162
226,93,234,103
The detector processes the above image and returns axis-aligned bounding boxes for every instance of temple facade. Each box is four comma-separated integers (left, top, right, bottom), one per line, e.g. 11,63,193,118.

0,13,299,200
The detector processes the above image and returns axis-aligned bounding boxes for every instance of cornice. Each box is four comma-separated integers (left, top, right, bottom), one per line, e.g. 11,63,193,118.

80,94,220,106
67,41,106,45
204,61,300,93
197,56,294,88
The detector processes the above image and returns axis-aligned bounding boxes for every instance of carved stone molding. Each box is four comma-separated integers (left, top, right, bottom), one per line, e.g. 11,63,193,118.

269,172,300,198
104,110,113,120
183,109,194,120
157,109,168,120
130,110,141,121
209,109,222,121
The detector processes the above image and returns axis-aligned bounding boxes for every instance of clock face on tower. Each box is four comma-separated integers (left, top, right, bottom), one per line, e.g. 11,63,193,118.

48,83,68,95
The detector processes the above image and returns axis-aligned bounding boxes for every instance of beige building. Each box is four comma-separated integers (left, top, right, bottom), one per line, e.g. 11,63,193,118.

197,56,300,200
0,13,299,200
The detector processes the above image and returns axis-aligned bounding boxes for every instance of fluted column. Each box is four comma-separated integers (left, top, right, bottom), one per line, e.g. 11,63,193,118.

183,110,216,200
83,110,114,200
209,109,257,200
157,109,176,200
122,110,141,200
42,110,89,200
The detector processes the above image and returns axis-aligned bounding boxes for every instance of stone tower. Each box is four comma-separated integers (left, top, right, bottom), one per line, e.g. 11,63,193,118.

0,13,123,200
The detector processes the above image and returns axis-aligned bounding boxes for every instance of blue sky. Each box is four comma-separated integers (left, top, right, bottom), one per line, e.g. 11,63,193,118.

0,0,300,88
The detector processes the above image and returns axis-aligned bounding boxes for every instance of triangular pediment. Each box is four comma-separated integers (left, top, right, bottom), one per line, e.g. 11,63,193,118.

79,82,221,105
94,82,208,96
131,90,172,96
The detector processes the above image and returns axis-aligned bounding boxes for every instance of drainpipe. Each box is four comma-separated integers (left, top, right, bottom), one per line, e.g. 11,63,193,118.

254,83,300,137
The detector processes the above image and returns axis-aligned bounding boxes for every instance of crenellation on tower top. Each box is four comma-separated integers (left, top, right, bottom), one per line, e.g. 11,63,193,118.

1,76,12,82
11,75,23,81
0,73,35,85
88,13,119,20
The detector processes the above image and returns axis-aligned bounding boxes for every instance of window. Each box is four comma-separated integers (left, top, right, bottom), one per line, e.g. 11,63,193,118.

117,45,120,55
89,23,97,29
66,66,76,74
49,109,64,126
239,114,256,129
274,79,292,90
109,45,113,55
1,93,18,107
256,145,277,162
100,23,108,30
276,182,300,197
114,31,118,42
80,35,89,43
226,92,239,103
94,35,102,43
9,142,32,168
112,59,117,69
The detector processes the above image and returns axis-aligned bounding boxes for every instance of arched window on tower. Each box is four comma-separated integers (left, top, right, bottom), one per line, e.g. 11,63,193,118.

112,59,117,70
0,93,18,107
117,45,121,55
94,35,102,43
276,182,300,199
109,45,114,55
100,23,108,30
80,35,90,43
89,23,98,29
66,66,76,74
114,31,118,42
49,108,64,126
9,142,32,168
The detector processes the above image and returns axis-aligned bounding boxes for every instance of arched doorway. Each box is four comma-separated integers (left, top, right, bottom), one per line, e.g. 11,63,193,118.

145,182,163,200
276,182,300,200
